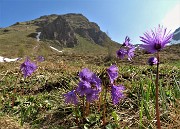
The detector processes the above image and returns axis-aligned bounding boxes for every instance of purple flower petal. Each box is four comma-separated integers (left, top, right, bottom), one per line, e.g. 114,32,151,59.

76,81,91,96
107,65,118,84
79,68,93,82
111,84,125,105
123,36,131,47
127,46,135,61
90,73,102,92
116,49,127,59
64,90,78,105
86,89,99,102
148,57,158,66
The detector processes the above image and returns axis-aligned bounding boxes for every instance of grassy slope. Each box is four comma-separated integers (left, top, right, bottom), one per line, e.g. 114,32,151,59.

0,23,119,58
0,24,51,57
0,22,180,66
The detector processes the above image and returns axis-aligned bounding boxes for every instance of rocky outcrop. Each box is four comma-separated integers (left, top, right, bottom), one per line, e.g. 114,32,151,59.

39,16,77,47
74,23,109,45
35,13,110,47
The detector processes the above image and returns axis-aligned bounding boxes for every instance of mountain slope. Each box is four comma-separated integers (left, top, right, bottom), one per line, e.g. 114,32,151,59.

0,13,119,58
0,13,179,65
29,13,111,47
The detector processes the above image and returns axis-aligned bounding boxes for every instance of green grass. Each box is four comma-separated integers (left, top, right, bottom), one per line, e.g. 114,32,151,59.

0,58,179,128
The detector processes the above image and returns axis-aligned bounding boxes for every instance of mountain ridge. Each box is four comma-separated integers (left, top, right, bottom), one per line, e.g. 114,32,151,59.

20,13,112,48
0,13,120,58
0,13,179,65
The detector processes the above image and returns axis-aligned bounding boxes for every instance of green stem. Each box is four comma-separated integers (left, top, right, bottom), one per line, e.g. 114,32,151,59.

155,52,161,129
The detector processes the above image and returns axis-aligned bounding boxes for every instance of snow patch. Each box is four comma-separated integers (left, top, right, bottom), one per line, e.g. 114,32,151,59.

0,56,20,62
50,46,63,53
36,32,41,42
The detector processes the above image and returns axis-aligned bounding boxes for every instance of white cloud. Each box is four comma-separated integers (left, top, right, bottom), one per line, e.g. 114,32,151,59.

162,3,180,32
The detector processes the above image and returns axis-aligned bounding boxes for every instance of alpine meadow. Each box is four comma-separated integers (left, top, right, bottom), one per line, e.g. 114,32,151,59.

0,13,180,129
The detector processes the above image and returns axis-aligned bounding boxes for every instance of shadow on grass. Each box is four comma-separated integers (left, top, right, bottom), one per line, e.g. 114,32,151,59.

31,107,73,129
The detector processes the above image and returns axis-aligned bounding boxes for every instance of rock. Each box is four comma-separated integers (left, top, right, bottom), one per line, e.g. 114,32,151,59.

39,16,78,47
35,13,110,47
172,27,180,41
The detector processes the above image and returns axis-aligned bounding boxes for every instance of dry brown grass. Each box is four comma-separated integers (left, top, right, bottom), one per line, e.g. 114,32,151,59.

0,116,30,129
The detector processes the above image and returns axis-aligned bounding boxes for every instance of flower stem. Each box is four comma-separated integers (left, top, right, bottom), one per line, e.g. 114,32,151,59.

98,92,102,112
103,85,107,126
85,101,90,116
155,52,161,129
82,96,85,121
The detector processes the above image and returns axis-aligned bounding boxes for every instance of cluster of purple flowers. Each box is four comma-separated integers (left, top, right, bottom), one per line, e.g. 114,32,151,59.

107,65,125,105
64,24,173,109
116,36,135,61
64,68,101,105
64,66,125,105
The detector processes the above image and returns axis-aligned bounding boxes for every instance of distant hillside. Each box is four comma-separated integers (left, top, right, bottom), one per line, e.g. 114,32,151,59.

0,13,120,58
0,13,179,66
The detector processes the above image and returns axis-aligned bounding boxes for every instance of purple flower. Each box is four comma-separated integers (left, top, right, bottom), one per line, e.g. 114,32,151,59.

86,89,99,102
37,56,45,62
90,73,102,92
127,46,135,61
116,49,127,59
20,57,37,78
79,68,93,82
107,65,118,84
64,90,78,105
123,36,133,47
76,81,91,96
111,85,125,105
148,57,158,66
140,25,173,53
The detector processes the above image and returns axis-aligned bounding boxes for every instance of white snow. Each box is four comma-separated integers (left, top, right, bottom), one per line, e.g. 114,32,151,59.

36,32,41,42
0,56,20,62
50,46,63,53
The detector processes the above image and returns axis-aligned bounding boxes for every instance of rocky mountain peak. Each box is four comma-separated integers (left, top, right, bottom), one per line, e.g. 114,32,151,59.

34,13,110,47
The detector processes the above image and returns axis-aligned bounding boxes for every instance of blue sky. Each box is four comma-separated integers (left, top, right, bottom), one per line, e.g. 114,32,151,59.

0,0,179,44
